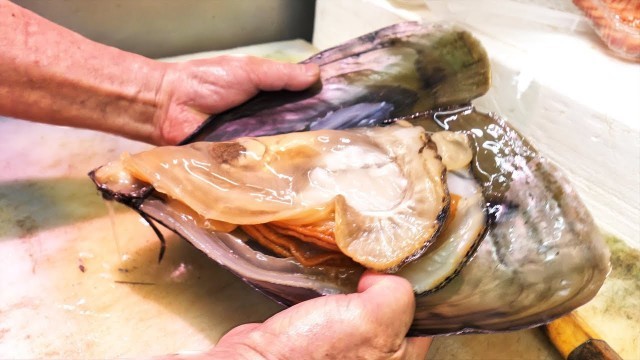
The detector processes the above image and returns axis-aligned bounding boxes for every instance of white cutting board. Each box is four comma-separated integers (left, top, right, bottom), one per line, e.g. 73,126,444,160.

0,40,306,358
0,38,637,359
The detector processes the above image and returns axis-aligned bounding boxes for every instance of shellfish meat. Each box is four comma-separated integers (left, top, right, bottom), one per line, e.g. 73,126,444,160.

90,22,610,336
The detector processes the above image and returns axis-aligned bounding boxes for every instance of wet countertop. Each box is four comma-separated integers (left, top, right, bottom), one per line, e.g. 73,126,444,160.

0,40,638,359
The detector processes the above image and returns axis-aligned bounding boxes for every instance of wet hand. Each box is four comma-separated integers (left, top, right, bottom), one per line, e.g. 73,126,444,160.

164,271,431,360
152,56,320,145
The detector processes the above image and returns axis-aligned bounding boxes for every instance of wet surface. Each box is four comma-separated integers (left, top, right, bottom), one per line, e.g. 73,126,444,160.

0,118,283,358
2,117,637,359
0,38,637,358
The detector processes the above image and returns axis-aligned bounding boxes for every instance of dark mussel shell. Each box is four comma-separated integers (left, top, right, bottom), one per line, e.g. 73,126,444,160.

181,22,490,143
90,22,609,335
409,109,609,334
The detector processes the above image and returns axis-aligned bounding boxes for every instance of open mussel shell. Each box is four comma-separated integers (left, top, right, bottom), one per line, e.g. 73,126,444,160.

90,22,610,335
181,21,490,143
407,109,610,334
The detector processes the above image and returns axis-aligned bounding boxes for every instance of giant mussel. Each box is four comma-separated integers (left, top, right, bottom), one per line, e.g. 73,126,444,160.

91,22,610,335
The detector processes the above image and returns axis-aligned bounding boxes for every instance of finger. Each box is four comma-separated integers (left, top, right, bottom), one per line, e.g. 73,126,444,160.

246,57,320,92
220,322,261,340
357,269,404,292
357,270,415,322
355,270,417,350
403,337,432,360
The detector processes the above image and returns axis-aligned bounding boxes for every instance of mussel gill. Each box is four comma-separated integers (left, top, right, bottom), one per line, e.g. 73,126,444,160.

90,22,610,335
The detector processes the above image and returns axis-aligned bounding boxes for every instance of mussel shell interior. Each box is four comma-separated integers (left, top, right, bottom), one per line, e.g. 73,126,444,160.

89,22,610,335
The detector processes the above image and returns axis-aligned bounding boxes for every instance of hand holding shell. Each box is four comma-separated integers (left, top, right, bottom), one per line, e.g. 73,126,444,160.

91,22,610,335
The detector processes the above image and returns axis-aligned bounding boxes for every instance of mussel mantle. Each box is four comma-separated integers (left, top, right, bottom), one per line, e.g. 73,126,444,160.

90,22,609,335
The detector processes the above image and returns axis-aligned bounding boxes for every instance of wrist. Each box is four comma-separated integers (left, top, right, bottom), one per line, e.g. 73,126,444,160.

113,54,169,144
150,61,180,145
0,1,171,144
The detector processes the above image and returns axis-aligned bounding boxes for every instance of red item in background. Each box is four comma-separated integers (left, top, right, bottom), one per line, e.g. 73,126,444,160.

573,0,640,60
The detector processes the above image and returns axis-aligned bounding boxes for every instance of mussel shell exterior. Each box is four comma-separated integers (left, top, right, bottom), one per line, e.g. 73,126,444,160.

181,22,490,143
408,110,610,334
90,22,610,335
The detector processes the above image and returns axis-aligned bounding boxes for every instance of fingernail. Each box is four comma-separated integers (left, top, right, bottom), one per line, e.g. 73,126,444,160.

304,63,320,77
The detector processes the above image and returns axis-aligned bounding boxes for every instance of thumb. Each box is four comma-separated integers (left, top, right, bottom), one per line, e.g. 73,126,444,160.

209,270,430,359
358,271,432,360
356,270,416,337
244,57,320,92
404,337,433,360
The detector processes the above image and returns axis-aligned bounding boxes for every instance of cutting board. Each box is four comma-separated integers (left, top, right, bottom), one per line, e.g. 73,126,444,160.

0,39,637,359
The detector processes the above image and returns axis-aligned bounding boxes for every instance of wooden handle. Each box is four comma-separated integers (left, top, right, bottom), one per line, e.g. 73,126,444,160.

544,313,622,360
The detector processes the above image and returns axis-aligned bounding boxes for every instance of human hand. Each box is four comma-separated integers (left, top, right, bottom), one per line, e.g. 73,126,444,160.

163,271,431,360
0,2,320,145
152,56,320,145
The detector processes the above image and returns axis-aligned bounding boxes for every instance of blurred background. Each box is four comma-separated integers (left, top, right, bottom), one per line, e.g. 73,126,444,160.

13,0,316,58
